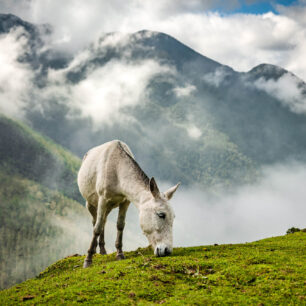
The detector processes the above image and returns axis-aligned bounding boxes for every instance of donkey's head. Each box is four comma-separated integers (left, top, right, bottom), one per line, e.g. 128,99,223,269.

139,177,180,257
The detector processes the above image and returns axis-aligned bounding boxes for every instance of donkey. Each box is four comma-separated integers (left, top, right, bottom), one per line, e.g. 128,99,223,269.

77,140,180,268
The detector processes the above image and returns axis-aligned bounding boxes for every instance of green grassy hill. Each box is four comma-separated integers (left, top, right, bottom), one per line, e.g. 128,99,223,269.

1,233,305,304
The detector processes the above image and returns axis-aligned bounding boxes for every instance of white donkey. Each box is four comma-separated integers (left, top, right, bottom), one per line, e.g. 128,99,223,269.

78,140,180,268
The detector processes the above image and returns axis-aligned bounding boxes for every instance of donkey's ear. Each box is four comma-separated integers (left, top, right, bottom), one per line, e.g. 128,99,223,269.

149,177,160,198
164,182,180,201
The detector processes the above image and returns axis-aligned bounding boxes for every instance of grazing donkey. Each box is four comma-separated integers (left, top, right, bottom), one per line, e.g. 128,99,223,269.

78,140,180,268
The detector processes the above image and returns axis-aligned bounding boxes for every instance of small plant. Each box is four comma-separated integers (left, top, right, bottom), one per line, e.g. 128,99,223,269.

286,227,301,234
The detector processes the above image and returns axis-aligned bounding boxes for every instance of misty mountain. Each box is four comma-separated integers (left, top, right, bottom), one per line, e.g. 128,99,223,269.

1,14,306,190
0,114,92,289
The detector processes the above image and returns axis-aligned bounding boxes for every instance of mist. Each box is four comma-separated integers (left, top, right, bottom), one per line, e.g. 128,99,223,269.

57,162,306,262
172,162,306,246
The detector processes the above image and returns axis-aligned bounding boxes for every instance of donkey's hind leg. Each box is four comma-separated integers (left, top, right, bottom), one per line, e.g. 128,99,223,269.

115,200,130,260
84,196,108,268
86,201,106,254
87,201,97,226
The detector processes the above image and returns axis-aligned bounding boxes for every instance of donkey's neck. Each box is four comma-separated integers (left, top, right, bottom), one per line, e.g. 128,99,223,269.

118,146,152,209
125,186,152,210
120,173,151,209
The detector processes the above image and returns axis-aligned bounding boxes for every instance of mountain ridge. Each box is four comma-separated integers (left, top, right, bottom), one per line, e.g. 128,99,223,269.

2,13,306,187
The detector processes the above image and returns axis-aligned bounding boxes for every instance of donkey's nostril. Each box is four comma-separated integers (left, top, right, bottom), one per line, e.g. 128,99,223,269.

156,247,160,257
165,247,171,256
155,245,172,257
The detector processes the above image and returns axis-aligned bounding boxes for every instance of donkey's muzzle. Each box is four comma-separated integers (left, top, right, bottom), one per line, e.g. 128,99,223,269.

155,245,172,257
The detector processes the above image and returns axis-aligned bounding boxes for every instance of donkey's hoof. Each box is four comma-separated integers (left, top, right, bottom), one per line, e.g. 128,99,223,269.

99,249,107,255
83,260,92,268
116,253,125,260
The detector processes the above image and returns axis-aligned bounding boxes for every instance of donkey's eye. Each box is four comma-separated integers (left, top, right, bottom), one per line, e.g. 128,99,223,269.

157,212,166,219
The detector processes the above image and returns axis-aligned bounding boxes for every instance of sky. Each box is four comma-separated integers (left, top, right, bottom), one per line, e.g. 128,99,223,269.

0,0,306,250
0,0,306,80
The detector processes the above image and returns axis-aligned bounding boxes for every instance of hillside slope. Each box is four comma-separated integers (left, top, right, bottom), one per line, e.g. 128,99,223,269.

0,233,305,304
0,115,82,202
0,115,89,289
0,169,90,289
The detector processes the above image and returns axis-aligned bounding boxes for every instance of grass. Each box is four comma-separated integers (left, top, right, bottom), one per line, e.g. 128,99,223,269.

0,232,305,305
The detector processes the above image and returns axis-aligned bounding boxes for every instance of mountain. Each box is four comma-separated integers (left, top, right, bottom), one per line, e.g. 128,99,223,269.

0,15,306,189
1,14,305,191
0,232,305,304
0,114,90,289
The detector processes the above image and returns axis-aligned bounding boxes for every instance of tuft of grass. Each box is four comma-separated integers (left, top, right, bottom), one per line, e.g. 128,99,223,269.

0,232,305,304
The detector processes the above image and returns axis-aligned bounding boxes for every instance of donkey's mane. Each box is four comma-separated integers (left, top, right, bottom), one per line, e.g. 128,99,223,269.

118,142,150,187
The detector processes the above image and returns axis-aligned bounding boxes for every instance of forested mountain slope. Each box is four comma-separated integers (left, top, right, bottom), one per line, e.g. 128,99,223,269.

0,170,88,289
0,115,81,202
0,115,87,289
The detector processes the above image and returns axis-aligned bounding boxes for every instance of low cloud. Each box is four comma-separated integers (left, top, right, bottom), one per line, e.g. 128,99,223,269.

0,27,33,118
253,73,306,114
16,162,306,259
186,124,202,139
173,84,196,97
172,163,306,246
44,57,174,126
0,28,174,127
70,59,173,125
202,67,231,87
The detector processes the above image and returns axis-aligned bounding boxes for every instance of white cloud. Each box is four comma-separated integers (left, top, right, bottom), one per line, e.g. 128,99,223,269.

186,125,202,139
0,27,174,126
172,163,306,246
253,73,306,114
1,0,305,80
0,27,33,118
173,84,196,97
203,67,231,87
70,59,173,125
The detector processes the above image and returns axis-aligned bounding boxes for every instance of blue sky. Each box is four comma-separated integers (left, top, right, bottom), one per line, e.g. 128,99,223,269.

222,0,298,14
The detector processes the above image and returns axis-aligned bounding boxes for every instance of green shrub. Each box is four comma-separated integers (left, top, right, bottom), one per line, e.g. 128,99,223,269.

286,227,301,234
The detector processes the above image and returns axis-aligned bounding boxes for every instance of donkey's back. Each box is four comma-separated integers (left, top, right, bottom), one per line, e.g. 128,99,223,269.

77,140,134,203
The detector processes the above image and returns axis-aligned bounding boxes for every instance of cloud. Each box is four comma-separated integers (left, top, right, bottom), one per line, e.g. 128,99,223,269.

172,162,306,246
173,84,196,97
43,53,175,126
70,59,173,125
202,67,231,87
1,0,305,80
53,161,306,255
0,27,33,118
253,72,306,114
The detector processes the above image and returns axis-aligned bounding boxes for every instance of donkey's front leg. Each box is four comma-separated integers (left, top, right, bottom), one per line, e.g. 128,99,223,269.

115,200,130,260
98,227,107,255
84,196,108,268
